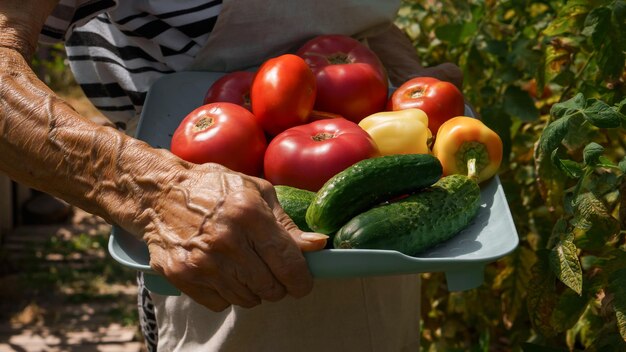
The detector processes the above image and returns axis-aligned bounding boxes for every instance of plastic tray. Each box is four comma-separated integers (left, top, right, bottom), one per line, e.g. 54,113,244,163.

108,71,519,295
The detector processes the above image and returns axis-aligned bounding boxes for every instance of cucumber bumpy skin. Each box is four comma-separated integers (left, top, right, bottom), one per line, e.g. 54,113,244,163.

306,154,442,234
333,174,481,255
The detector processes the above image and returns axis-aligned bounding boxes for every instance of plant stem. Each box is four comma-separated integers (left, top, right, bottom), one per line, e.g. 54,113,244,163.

467,158,478,181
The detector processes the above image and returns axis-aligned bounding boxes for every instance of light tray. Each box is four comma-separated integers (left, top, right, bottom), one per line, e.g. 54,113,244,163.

108,71,519,296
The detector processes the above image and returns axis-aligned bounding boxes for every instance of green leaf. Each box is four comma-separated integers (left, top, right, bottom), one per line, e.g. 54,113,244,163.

462,44,485,92
549,234,583,295
550,93,586,119
504,86,540,121
551,149,584,178
543,45,570,83
493,246,536,328
618,156,626,173
617,97,626,116
561,114,597,152
543,1,591,36
580,255,605,270
551,288,588,332
582,7,611,48
536,115,572,163
572,192,620,250
521,342,568,352
585,332,626,352
583,98,623,128
435,21,478,46
534,98,587,211
596,32,626,81
609,268,626,342
484,39,508,58
583,142,604,166
527,250,558,337
480,106,512,165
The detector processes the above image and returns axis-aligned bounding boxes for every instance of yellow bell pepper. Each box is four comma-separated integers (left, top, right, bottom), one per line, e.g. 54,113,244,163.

432,116,503,183
358,108,431,155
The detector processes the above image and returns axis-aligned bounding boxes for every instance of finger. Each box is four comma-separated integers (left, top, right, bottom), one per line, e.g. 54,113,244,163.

250,230,314,298
260,184,328,251
260,183,300,231
234,249,288,302
210,279,262,309
184,249,264,309
272,203,328,251
149,244,261,309
250,206,315,298
293,231,328,252
179,284,232,312
195,251,284,306
148,244,232,311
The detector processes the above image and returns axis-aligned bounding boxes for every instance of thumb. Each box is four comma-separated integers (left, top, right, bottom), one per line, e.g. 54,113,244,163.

259,181,329,252
293,231,329,252
274,207,329,251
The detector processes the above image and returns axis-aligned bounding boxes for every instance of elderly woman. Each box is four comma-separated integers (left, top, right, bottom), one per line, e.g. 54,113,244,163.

0,1,462,351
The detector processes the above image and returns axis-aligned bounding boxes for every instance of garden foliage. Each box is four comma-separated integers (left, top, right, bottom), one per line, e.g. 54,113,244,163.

397,0,626,350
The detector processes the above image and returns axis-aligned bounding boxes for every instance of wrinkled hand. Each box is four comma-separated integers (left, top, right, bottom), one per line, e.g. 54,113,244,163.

140,162,328,312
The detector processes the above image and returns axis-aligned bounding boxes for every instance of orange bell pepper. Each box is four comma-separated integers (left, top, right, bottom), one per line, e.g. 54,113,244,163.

432,116,503,183
358,108,432,155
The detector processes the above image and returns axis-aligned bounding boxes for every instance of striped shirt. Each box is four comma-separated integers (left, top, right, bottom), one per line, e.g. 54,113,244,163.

40,0,223,131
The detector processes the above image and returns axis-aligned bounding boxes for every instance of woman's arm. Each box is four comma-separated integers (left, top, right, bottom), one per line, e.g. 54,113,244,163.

0,0,327,312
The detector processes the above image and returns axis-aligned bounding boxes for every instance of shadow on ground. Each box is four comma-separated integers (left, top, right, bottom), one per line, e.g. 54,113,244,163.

0,208,146,352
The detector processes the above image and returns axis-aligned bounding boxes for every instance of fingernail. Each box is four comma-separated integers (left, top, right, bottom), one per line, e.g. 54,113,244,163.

301,232,329,241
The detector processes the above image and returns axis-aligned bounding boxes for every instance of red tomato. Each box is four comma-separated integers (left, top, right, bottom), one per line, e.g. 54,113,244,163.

170,102,267,176
297,34,389,124
264,118,379,192
203,71,255,110
389,77,465,136
251,54,316,136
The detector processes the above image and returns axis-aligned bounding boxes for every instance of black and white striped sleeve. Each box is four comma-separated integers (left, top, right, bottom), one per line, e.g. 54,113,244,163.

40,0,118,44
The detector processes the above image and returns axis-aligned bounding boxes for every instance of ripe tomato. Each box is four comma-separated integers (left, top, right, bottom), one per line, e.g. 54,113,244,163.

170,102,267,176
251,54,316,136
389,77,465,136
203,71,255,110
264,118,379,192
297,34,389,124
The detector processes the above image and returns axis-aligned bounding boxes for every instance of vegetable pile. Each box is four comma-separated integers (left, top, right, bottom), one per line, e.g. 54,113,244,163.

169,34,505,255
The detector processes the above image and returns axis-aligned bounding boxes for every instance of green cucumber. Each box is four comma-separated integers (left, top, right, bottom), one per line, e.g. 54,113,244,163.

333,174,481,255
306,154,442,234
275,185,315,232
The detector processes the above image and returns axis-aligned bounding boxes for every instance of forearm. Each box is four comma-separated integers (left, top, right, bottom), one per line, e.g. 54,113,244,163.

0,1,55,59
366,24,424,86
0,0,177,234
0,47,183,233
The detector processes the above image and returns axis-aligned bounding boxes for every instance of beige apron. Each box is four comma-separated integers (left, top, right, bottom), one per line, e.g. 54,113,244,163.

153,1,421,351
187,0,400,72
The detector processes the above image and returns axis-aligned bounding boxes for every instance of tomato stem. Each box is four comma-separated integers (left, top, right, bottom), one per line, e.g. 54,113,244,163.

312,132,335,141
409,87,425,99
193,117,214,132
327,53,350,65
